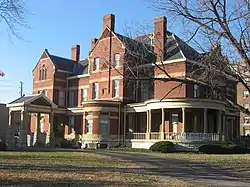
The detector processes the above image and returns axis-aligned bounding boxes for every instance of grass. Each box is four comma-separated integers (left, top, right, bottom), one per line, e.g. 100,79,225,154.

110,148,250,172
0,151,192,186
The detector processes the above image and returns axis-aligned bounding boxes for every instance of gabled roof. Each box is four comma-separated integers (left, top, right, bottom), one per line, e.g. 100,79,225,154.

7,94,57,108
49,54,76,72
69,58,89,76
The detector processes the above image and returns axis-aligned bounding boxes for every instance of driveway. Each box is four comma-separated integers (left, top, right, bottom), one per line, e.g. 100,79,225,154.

93,150,250,187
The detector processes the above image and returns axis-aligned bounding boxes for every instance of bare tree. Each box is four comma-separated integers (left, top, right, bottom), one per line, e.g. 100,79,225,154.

0,0,28,38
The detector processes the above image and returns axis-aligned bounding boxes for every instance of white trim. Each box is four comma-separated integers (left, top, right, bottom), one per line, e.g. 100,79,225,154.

67,74,90,80
154,58,186,66
126,98,226,113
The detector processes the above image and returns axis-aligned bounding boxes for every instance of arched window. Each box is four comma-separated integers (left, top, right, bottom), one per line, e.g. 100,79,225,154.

39,69,42,80
42,68,45,80
44,68,48,79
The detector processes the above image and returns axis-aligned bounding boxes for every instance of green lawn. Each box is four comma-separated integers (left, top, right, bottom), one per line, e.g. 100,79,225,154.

1,151,249,186
0,151,191,187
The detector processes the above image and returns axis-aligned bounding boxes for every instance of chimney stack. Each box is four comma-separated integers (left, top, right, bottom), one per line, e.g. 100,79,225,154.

103,14,115,31
71,45,80,62
91,38,98,49
154,16,166,62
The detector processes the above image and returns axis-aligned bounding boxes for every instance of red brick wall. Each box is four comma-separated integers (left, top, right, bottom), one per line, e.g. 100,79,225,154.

154,62,186,99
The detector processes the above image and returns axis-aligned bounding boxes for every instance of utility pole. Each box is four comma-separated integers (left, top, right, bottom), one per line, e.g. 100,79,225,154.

20,81,24,97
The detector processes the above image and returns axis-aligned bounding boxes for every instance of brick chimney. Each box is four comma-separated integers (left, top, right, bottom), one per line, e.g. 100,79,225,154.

154,16,166,62
71,45,80,62
91,38,98,49
103,14,115,31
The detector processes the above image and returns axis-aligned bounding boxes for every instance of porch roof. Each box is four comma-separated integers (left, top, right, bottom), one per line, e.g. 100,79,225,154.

7,94,57,113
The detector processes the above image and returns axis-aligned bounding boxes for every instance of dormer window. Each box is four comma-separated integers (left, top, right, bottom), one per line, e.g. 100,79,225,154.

39,65,48,80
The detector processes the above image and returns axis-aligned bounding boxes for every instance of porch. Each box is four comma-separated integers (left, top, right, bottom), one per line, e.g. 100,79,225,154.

124,99,240,144
6,94,58,148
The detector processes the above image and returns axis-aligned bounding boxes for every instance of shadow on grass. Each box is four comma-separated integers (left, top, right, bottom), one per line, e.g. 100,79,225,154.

1,150,250,186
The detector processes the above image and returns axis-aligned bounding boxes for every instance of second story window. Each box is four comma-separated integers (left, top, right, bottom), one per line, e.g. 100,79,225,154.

82,88,88,102
140,80,150,101
114,53,120,68
93,58,100,71
59,91,65,107
69,91,75,107
194,85,199,98
243,90,249,98
93,83,99,99
112,80,119,98
39,65,48,80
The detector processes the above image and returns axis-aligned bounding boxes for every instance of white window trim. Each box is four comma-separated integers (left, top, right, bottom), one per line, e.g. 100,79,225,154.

112,80,119,98
86,119,93,134
114,53,120,68
82,88,88,102
93,58,100,71
93,83,99,99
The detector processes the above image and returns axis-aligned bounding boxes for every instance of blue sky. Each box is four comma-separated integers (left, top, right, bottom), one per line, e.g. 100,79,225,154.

0,0,183,104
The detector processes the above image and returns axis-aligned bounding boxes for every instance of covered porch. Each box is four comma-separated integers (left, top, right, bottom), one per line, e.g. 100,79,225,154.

6,94,58,148
124,99,239,143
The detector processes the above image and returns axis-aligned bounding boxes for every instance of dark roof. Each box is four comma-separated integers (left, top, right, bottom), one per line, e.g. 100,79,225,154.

120,31,202,62
116,33,155,64
49,54,76,72
69,58,89,76
9,95,35,104
46,52,89,77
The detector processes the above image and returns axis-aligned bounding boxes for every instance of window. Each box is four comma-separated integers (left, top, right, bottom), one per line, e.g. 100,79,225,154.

114,53,120,68
112,80,119,97
244,116,250,124
82,88,88,102
86,119,93,134
244,103,249,110
69,116,75,134
69,91,75,107
44,68,48,79
59,91,65,107
38,90,42,94
194,85,199,98
39,65,47,80
140,80,150,101
100,119,109,136
93,58,99,71
93,83,99,99
39,69,42,80
244,90,249,98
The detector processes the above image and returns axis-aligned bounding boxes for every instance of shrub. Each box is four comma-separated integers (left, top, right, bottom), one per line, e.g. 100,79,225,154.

149,141,174,153
0,141,7,151
60,139,75,149
199,144,250,154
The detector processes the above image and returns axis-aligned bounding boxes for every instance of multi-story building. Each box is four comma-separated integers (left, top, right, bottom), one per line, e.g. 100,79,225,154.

7,14,240,149
236,62,250,136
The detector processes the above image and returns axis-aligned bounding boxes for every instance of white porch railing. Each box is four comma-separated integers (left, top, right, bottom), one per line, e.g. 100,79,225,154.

126,132,225,141
150,132,161,140
126,133,146,139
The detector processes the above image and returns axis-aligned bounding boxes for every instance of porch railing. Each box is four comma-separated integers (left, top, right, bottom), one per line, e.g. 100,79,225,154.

126,133,146,140
150,132,161,140
126,132,225,141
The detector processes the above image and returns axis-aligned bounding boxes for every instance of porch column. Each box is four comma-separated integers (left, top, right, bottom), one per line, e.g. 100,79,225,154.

217,110,222,140
182,108,185,133
34,113,40,146
49,112,54,147
19,109,28,147
146,110,151,139
222,113,226,141
161,108,165,140
123,110,126,145
204,108,208,133
7,110,14,148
